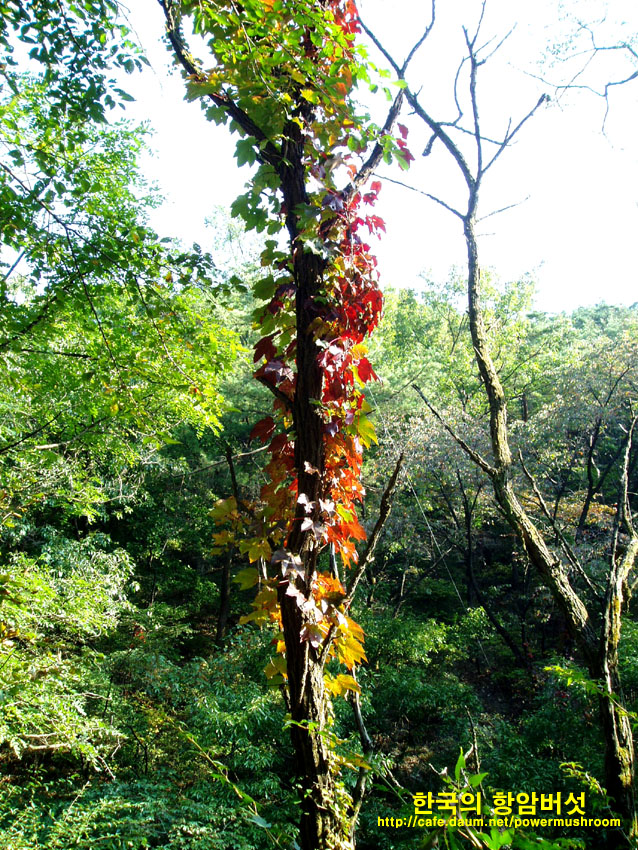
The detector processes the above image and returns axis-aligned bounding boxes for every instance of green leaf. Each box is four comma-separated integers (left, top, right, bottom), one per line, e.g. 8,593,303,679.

233,567,259,590
248,814,272,829
354,413,377,448
235,138,257,167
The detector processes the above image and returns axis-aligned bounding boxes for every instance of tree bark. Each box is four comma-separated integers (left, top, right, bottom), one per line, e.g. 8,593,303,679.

215,552,231,646
274,118,354,850
465,212,637,840
279,586,350,849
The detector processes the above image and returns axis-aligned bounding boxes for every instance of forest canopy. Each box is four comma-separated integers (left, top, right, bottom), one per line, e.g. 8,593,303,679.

1,2,638,850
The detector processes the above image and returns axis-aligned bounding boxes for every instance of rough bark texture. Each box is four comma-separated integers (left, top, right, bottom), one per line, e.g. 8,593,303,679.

277,119,353,850
465,213,637,840
159,6,403,845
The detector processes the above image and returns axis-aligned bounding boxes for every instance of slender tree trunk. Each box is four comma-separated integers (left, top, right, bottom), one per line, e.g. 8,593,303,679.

275,119,354,850
279,589,350,849
464,212,637,840
596,501,638,831
597,661,635,827
215,552,231,646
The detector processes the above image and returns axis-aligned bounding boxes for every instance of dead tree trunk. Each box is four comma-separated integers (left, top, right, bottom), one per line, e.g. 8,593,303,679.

466,209,637,836
360,12,638,837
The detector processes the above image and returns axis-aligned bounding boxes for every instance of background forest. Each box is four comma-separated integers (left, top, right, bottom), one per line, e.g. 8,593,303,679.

2,2,638,850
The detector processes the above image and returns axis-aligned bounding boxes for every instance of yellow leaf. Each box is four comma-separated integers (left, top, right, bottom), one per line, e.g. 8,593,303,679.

264,655,288,679
351,343,368,359
210,497,238,522
301,88,320,104
240,538,271,563
325,672,361,696
336,673,361,694
239,608,270,626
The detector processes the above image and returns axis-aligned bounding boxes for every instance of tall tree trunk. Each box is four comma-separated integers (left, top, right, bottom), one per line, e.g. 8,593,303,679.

596,480,638,829
276,120,354,850
279,588,351,849
597,661,635,828
215,552,231,646
159,3,403,846
464,212,637,841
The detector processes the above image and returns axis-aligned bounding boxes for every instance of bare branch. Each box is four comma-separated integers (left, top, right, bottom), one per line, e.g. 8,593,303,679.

174,445,269,478
476,25,516,65
471,0,488,49
372,173,463,219
400,0,437,73
406,88,476,191
357,17,400,77
345,451,404,605
518,449,602,598
464,26,483,177
452,53,469,125
347,667,373,827
412,385,496,477
12,347,93,359
346,88,404,195
359,16,475,190
1,250,25,283
319,452,404,666
483,94,549,175
477,196,530,222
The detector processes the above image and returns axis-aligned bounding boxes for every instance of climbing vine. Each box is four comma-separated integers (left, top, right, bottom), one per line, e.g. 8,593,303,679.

160,0,410,844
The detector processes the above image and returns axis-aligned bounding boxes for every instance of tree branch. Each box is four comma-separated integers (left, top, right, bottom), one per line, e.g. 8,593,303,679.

373,173,463,218
345,451,404,605
156,0,281,168
319,452,404,666
518,449,602,598
256,375,293,411
346,88,404,196
482,94,549,175
412,384,496,476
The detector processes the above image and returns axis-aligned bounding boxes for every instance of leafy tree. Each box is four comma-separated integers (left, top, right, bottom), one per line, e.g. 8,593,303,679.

361,4,638,840
1,70,241,527
154,1,412,845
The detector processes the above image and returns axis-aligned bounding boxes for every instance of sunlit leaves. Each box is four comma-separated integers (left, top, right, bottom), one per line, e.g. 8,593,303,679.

233,567,260,590
335,616,367,670
324,672,360,697
194,2,393,717
264,654,287,683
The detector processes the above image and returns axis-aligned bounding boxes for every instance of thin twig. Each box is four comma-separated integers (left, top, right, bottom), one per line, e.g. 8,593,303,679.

372,173,463,218
413,385,496,476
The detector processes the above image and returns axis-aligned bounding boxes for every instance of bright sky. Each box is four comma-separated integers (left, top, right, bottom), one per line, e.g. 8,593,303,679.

124,0,638,313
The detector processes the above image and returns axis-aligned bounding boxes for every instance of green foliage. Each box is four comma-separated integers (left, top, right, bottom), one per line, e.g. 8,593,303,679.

1,75,242,527
0,0,144,121
2,1,638,846
0,530,134,767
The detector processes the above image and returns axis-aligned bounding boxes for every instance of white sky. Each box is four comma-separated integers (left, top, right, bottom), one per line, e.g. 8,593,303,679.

123,0,638,313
